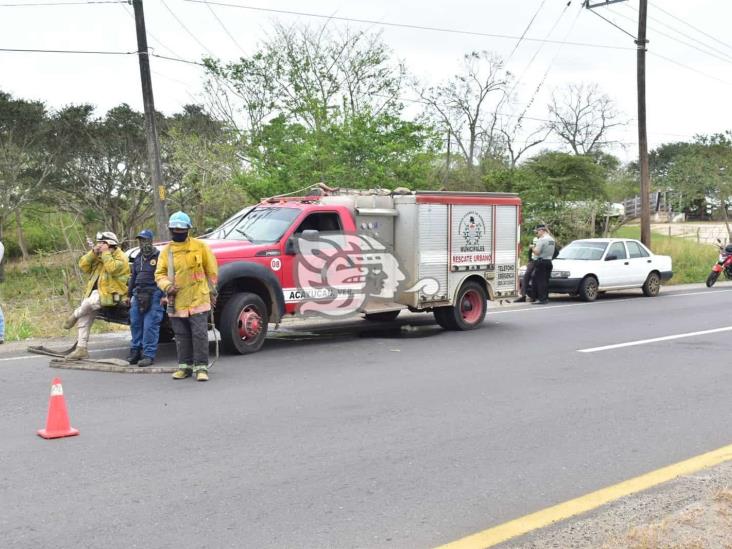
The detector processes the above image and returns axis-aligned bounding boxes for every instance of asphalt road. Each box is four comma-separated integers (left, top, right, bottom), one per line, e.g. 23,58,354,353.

2,284,732,548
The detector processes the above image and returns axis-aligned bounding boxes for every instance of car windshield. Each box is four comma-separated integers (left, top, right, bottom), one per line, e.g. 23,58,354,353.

556,241,608,260
203,207,253,239
223,206,300,243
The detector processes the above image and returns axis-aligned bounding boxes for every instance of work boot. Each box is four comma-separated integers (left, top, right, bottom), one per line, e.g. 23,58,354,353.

66,346,89,360
196,370,209,382
172,367,192,379
137,357,154,367
513,296,526,303
63,313,78,330
126,349,142,365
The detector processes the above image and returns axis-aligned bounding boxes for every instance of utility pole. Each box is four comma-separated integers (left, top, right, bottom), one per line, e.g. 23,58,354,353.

636,0,650,247
132,0,168,239
585,0,651,247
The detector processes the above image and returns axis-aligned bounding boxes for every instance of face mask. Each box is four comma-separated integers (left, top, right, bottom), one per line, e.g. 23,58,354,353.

140,242,155,256
170,230,188,243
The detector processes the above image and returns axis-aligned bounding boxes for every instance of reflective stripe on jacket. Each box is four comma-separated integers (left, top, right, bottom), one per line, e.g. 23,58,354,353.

154,237,218,317
79,248,130,306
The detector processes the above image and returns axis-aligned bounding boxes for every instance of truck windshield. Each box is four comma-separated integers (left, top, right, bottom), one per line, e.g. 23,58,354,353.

224,207,300,243
556,241,608,260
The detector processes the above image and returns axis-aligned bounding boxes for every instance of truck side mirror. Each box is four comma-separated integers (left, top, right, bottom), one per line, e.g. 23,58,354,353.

285,237,297,255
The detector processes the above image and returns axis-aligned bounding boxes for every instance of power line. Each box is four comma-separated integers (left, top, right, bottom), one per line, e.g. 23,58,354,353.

0,0,124,5
608,4,732,66
184,0,635,52
649,50,732,87
649,1,732,53
0,46,136,54
585,4,635,40
505,0,549,63
205,2,247,55
118,1,186,60
161,0,216,57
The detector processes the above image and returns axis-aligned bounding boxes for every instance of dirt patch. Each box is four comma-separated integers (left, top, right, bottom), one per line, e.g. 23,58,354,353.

510,462,732,549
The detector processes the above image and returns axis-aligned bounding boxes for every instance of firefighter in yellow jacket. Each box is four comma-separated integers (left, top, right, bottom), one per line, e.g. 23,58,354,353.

63,231,130,360
155,211,218,382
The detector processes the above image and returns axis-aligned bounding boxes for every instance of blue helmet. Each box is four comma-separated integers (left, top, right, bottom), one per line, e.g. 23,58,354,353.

137,229,154,240
168,211,192,229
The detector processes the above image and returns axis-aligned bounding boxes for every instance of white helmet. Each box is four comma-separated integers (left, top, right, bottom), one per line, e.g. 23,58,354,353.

96,231,119,246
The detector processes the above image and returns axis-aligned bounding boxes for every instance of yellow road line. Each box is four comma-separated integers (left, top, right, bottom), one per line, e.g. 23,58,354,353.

437,443,732,549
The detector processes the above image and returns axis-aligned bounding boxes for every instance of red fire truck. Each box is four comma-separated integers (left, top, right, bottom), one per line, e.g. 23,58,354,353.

116,187,522,355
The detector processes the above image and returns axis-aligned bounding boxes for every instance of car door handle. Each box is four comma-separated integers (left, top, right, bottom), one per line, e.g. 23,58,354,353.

647,260,652,263
624,261,629,265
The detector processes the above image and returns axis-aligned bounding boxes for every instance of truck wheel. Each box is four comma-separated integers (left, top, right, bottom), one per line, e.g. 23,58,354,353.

642,271,661,297
706,271,720,287
578,276,599,302
363,310,400,322
434,281,487,331
220,292,268,355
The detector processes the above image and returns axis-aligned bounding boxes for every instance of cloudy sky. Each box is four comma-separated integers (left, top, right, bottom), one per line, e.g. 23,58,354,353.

1,0,731,161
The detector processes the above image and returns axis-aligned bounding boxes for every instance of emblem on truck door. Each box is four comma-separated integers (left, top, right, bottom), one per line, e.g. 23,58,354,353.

291,232,437,317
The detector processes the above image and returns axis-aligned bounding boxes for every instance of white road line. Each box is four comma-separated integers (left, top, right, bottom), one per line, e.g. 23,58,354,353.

577,326,732,353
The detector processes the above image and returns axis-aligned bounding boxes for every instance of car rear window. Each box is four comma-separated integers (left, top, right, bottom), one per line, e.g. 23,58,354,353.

626,241,649,258
556,241,608,260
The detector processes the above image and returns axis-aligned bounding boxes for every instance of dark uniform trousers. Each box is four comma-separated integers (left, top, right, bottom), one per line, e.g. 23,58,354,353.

533,258,553,302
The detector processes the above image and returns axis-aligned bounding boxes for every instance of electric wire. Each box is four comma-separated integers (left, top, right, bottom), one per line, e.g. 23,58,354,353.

505,0,549,64
205,1,247,55
649,1,732,53
584,3,636,40
183,0,635,52
608,4,732,66
161,0,216,57
0,0,124,5
118,1,186,60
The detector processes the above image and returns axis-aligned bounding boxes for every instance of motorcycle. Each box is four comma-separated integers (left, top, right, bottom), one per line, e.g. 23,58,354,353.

706,238,732,287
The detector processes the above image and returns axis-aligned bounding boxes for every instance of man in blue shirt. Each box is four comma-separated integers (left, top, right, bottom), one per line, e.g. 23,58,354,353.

126,230,165,367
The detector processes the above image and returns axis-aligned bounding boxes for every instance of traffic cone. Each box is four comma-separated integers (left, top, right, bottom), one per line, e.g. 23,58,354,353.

37,377,79,439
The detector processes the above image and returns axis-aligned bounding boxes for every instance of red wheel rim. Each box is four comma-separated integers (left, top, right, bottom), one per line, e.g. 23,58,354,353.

461,289,483,324
237,306,263,341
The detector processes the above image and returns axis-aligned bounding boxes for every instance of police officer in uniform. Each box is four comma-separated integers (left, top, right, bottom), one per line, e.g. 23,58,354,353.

126,230,165,367
531,224,556,305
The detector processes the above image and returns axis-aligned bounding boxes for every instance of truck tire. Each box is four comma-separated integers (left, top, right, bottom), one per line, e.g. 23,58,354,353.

363,310,400,322
434,281,487,331
220,292,268,355
642,271,661,297
578,276,599,302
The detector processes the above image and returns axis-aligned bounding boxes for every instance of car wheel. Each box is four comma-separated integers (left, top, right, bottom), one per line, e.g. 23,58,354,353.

434,281,487,331
707,271,720,287
642,272,661,297
220,292,268,354
363,310,401,322
578,276,599,302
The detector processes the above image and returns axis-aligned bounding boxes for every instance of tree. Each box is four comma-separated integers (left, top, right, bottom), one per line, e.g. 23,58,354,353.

516,152,609,243
205,23,436,197
0,91,69,260
546,83,624,155
163,105,247,230
54,104,156,244
419,51,510,181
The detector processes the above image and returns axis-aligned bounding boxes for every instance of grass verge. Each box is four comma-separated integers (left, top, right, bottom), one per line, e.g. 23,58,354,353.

1,251,127,342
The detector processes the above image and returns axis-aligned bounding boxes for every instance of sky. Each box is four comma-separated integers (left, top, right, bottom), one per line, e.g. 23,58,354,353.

1,0,731,163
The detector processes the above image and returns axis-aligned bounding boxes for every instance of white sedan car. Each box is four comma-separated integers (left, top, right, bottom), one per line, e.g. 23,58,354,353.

529,238,673,301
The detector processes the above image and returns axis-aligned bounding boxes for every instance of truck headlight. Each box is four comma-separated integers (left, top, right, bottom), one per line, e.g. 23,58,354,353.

551,271,570,278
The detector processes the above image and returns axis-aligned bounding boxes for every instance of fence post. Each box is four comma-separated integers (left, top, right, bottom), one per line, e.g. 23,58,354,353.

697,228,701,243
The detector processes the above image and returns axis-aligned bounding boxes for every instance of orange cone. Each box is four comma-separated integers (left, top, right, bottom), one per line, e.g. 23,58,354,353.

37,377,79,439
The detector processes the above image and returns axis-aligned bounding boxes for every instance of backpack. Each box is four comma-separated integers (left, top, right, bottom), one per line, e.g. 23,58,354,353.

552,242,561,259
